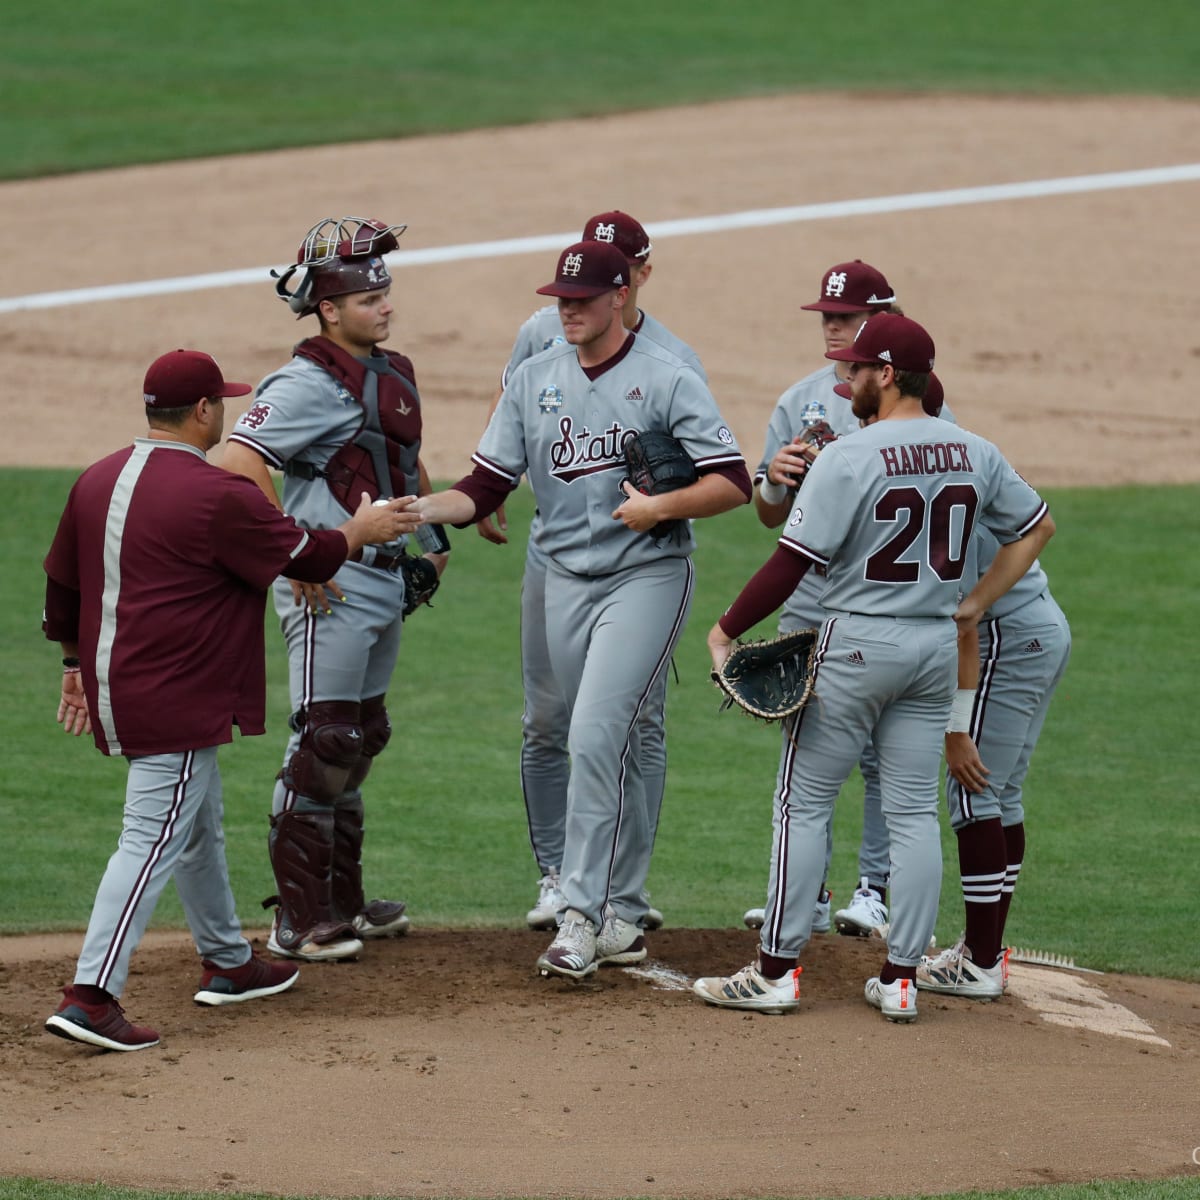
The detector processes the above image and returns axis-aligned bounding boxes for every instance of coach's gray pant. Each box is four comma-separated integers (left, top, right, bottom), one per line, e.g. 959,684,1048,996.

74,748,249,997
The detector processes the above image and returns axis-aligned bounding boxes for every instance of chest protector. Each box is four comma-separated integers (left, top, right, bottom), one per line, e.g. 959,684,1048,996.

292,336,422,514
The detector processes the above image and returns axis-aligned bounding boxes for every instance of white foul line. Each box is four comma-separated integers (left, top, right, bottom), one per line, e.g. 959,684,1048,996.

3,163,1198,315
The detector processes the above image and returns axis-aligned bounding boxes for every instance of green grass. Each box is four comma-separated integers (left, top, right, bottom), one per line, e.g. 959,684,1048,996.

4,1176,1200,1200
4,470,1198,982
2,0,1198,179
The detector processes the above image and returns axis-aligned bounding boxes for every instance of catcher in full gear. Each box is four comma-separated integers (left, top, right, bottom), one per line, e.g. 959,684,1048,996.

223,217,449,962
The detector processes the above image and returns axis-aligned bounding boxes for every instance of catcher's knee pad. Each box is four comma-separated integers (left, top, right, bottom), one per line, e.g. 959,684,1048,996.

346,695,391,791
280,701,363,802
266,811,353,947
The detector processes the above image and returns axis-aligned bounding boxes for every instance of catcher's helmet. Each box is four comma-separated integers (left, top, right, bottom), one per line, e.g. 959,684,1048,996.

273,217,407,318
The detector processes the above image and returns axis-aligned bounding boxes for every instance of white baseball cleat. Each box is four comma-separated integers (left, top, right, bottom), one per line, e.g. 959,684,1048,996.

834,877,889,937
526,870,567,931
864,976,918,1022
595,913,648,966
536,910,597,980
916,939,1004,1000
267,918,363,962
692,963,802,1014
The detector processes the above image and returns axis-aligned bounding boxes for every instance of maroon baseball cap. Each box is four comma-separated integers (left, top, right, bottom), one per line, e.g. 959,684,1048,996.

580,210,652,261
536,241,630,298
143,350,252,408
801,260,896,314
834,370,943,416
826,313,935,373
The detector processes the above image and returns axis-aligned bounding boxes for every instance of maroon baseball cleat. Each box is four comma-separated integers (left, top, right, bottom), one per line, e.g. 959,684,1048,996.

45,987,160,1052
193,952,299,1006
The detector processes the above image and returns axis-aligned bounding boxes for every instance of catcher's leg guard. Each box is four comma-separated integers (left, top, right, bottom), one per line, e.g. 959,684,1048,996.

344,694,391,792
331,799,410,938
331,697,409,937
265,811,362,961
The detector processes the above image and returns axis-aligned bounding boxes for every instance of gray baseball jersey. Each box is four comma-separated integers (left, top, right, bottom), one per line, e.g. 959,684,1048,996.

476,332,743,930
230,357,407,561
756,416,1047,969
479,337,740,574
228,354,413,820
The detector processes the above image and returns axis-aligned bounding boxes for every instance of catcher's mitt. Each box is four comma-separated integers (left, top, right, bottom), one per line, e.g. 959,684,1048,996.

621,430,697,540
399,554,440,618
712,629,818,722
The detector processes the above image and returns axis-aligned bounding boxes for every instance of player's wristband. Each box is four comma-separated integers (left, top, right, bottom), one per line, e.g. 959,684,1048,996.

759,477,789,505
62,656,80,669
946,689,976,734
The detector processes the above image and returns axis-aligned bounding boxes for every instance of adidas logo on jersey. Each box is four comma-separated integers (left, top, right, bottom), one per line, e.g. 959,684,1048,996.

1021,639,1044,654
626,386,644,403
846,650,866,666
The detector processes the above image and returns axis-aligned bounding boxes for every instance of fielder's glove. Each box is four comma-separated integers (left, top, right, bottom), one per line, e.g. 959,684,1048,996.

399,554,440,618
621,430,698,540
712,629,818,721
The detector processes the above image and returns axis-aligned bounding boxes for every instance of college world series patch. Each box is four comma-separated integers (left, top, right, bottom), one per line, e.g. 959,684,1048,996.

538,386,564,413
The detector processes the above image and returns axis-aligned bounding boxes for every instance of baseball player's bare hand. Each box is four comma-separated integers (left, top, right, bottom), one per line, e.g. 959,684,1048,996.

612,481,662,532
945,731,990,793
476,504,509,545
57,671,92,737
707,623,734,673
767,439,814,488
953,596,986,634
291,578,343,614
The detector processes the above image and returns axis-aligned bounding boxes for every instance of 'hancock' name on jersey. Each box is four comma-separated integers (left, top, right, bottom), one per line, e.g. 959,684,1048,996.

880,441,973,477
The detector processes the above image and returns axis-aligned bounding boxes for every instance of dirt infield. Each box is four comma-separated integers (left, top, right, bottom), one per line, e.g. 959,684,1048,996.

3,928,1199,1198
2,92,1200,1197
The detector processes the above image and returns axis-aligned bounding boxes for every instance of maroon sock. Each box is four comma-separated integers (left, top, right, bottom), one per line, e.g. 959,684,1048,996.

879,959,916,984
997,822,1027,939
759,952,797,980
956,818,1006,968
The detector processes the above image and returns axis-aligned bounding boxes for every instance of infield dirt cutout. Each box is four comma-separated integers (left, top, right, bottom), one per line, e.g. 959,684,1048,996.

2,92,1199,1197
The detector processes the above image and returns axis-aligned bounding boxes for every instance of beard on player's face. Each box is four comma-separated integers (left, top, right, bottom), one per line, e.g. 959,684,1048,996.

850,367,883,421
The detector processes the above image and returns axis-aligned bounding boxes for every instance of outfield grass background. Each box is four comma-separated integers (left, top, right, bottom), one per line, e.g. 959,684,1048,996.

3,6,1199,1200
2,1,1199,179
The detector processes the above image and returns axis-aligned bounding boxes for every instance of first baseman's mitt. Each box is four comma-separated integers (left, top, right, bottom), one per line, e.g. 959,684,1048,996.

621,430,697,540
399,554,440,618
712,629,818,722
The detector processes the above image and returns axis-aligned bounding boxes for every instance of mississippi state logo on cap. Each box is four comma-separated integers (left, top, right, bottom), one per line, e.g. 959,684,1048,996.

536,241,629,299
801,260,896,314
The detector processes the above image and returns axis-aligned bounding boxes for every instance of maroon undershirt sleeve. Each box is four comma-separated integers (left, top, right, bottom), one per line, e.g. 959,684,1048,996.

701,461,753,503
451,467,518,527
718,546,813,639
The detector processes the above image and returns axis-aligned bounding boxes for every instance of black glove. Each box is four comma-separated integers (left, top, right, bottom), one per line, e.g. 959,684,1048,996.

621,430,698,540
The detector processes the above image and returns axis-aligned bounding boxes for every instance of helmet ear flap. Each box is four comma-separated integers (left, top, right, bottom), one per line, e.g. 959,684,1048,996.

272,263,317,317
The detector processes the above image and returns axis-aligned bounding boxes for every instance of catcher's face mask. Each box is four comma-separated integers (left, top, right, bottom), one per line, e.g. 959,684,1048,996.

273,217,406,318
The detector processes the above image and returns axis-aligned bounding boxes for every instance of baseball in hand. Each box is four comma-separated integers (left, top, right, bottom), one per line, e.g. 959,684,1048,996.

372,498,391,507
